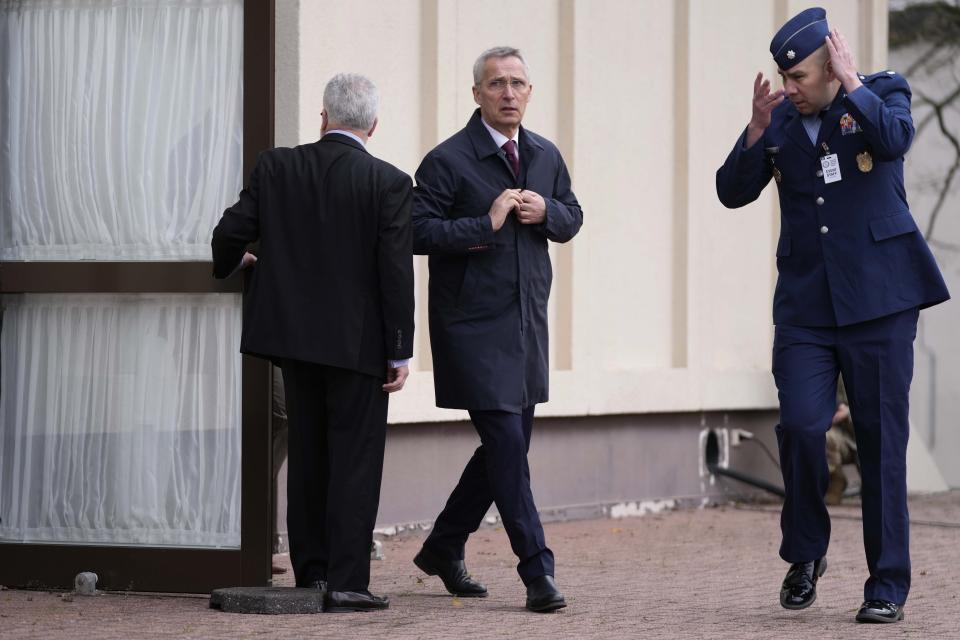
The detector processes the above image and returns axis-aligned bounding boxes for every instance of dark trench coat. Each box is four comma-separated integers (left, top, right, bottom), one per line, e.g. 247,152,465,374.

413,109,583,412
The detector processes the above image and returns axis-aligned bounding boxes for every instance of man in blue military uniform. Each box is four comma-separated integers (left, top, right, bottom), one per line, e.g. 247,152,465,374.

716,7,949,624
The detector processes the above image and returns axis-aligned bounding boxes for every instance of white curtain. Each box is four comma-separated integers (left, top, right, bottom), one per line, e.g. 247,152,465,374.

0,0,243,260
0,293,242,548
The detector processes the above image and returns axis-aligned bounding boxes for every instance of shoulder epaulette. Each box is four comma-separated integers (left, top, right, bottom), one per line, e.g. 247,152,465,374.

857,70,899,83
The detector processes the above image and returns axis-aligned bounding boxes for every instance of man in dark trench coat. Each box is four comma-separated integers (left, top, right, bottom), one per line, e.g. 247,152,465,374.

410,46,583,613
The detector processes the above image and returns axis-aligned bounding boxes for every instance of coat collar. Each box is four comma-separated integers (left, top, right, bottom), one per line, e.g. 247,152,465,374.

782,87,848,157
320,132,369,154
782,106,816,158
465,108,543,161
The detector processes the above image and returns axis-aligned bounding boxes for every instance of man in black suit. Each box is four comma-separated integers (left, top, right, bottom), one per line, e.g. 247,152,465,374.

411,47,582,612
211,73,414,613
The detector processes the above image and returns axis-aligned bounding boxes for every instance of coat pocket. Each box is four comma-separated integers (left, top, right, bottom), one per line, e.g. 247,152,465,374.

456,258,477,308
776,235,791,257
869,212,918,242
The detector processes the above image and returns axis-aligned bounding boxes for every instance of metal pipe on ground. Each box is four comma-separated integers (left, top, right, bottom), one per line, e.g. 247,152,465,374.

705,429,786,499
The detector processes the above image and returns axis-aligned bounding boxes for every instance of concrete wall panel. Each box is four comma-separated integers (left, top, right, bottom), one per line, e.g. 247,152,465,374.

275,1,890,425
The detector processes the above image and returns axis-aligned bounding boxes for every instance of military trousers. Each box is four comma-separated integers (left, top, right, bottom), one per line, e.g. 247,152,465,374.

772,307,919,605
424,406,555,584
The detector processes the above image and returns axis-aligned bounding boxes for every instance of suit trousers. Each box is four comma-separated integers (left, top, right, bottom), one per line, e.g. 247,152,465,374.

281,358,388,591
424,407,555,585
772,307,918,605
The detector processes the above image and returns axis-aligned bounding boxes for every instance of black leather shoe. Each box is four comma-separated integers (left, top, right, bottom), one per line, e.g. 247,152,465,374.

323,589,389,612
856,600,904,623
413,546,488,597
779,557,827,610
525,575,566,613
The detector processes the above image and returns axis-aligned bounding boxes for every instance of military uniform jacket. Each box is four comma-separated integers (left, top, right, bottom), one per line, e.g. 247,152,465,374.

716,72,949,327
413,109,583,412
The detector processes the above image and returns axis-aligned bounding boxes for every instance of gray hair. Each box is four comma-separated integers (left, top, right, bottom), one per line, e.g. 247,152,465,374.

322,72,379,131
472,46,531,86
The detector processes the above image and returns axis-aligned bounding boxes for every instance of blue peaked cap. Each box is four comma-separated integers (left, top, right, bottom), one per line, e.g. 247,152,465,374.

770,7,829,70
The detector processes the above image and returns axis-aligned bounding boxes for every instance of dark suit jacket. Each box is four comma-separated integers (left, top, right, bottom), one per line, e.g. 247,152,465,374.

717,71,948,327
212,133,415,379
413,109,583,412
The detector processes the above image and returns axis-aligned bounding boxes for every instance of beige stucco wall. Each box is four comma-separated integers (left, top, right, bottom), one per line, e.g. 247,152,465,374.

275,0,890,424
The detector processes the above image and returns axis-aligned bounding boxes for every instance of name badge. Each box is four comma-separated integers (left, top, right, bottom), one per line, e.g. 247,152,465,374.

820,154,841,184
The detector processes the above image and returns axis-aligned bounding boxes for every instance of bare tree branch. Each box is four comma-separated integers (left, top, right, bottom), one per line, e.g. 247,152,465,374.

915,84,960,136
914,89,960,241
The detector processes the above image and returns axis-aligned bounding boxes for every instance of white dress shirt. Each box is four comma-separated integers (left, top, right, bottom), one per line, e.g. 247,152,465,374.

324,129,366,147
481,118,520,163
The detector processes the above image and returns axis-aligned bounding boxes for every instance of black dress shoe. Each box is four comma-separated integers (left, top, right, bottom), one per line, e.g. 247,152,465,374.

779,557,827,610
323,589,389,612
525,575,566,613
856,600,904,623
413,546,488,597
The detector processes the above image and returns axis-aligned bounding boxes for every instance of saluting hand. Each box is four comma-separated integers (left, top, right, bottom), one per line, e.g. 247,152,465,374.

825,29,863,94
489,189,522,231
517,190,547,225
746,72,784,148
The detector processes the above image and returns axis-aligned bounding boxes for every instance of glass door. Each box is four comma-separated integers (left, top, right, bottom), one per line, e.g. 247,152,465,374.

0,0,274,592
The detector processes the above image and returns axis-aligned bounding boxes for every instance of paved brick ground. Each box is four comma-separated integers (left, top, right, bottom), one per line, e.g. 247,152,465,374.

2,492,959,640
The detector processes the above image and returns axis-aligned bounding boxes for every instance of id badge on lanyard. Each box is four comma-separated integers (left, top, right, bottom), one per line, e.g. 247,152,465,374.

820,142,841,184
